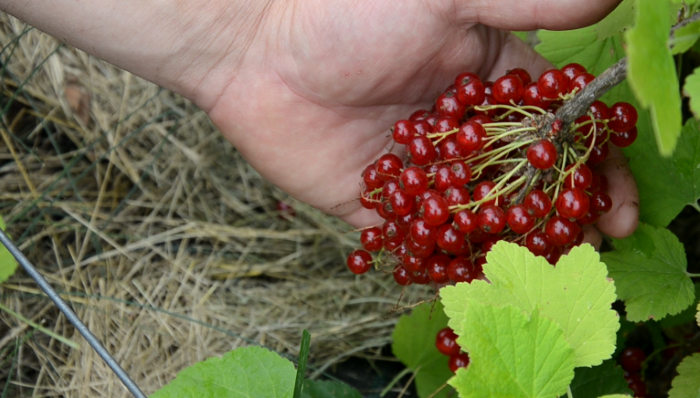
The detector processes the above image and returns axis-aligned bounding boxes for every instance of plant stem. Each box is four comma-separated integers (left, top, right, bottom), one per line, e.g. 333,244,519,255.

0,302,80,349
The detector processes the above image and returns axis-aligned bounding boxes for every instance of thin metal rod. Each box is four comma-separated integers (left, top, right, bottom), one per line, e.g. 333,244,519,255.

0,228,147,398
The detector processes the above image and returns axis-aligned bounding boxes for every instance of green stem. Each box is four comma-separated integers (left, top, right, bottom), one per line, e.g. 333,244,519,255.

0,302,80,349
567,386,574,398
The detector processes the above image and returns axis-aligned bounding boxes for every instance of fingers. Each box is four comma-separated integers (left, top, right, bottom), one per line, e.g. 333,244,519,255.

581,224,603,251
482,32,553,82
594,145,639,239
448,0,623,31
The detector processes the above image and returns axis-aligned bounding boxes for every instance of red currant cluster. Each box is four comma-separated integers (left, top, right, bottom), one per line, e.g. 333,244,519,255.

346,64,639,287
435,327,470,373
620,347,648,397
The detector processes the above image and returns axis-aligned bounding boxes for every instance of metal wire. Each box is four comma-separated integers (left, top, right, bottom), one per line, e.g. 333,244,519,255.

0,228,147,398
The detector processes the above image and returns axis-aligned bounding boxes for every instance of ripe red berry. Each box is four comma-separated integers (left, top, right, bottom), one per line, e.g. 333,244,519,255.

347,250,373,274
527,140,558,169
434,165,453,192
453,209,478,234
383,220,406,250
422,195,450,226
457,79,486,106
473,94,497,117
619,347,647,373
392,120,416,144
403,254,426,273
393,266,412,286
526,230,552,256
427,254,452,283
568,72,595,93
522,83,550,109
608,102,638,132
381,178,401,200
493,75,524,104
456,121,486,153
390,189,414,216
362,164,383,190
408,136,437,166
560,63,587,82
435,91,466,119
537,69,568,99
413,119,433,136
434,116,460,134
439,137,465,161
445,186,471,206
436,327,461,356
506,204,536,234
555,188,590,220
448,353,470,373
360,227,383,252
587,142,609,164
448,257,477,283
454,72,480,88
524,189,552,218
545,216,581,246
477,205,506,234
507,68,532,85
360,190,380,209
564,163,593,189
450,161,472,185
435,224,466,252
399,167,429,195
405,238,436,259
410,268,431,285
410,218,437,246
610,126,638,148
473,181,503,206
590,191,613,215
375,153,403,181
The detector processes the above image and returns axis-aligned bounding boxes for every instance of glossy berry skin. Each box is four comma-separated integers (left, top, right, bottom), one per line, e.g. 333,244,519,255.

383,220,406,249
493,75,524,104
456,121,486,152
400,167,429,195
422,195,450,226
538,69,568,99
408,136,437,166
427,254,452,284
526,230,552,256
477,205,506,234
436,91,466,119
413,119,433,136
435,327,461,356
587,142,609,164
522,83,550,109
507,68,532,85
564,164,593,189
347,250,373,274
527,140,558,169
524,190,553,218
568,72,595,93
410,218,436,246
360,190,380,209
360,227,383,252
454,209,478,234
435,224,466,252
590,191,613,215
454,72,480,88
506,204,536,234
448,257,477,283
375,153,403,181
457,79,486,106
445,186,471,206
608,102,638,133
392,120,416,144
381,178,400,200
393,266,412,286
390,189,414,216
410,269,431,285
362,164,383,190
473,181,503,206
405,238,436,259
620,347,647,373
403,255,426,273
448,353,470,373
450,161,472,185
610,126,638,148
555,188,590,220
560,63,587,82
434,166,453,192
545,216,581,246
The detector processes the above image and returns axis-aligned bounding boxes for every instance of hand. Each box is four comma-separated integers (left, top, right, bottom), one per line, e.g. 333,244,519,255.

3,0,637,245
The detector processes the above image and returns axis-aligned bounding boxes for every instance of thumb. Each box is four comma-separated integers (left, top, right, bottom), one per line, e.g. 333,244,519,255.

449,0,623,31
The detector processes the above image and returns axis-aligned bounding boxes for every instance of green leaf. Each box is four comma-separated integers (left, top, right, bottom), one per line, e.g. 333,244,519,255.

626,0,682,156
659,284,700,328
392,301,453,398
602,224,695,322
598,395,633,398
512,31,529,42
294,331,311,398
668,353,700,398
0,215,18,284
697,300,700,327
672,20,700,54
449,303,575,398
596,0,636,39
564,360,633,398
684,67,700,119
150,346,295,398
300,380,361,398
441,242,618,367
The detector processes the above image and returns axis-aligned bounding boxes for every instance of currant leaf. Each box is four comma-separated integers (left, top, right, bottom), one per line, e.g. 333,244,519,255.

658,284,700,328
392,301,452,398
595,0,636,40
0,215,17,284
561,360,633,398
300,380,362,398
150,346,295,398
684,67,700,119
597,395,633,398
602,224,695,322
668,353,700,398
449,303,575,398
441,242,618,367
625,0,682,156
672,20,700,55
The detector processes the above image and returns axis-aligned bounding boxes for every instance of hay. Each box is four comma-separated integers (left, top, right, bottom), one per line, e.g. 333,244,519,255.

0,15,432,397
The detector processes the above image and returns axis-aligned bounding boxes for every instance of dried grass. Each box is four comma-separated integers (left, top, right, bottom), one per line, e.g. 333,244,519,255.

0,15,431,397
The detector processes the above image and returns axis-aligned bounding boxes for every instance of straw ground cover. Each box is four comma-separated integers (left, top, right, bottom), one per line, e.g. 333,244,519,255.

0,15,430,397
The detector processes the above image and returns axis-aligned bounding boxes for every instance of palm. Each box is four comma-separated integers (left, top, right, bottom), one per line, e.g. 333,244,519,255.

209,1,548,227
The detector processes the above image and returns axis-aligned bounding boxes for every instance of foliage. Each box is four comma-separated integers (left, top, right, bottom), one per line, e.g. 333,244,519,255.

0,215,18,284
668,353,700,398
565,360,633,398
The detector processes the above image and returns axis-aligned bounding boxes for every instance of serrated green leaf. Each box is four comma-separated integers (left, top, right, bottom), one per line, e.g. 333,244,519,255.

449,303,575,398
392,301,452,398
672,20,700,54
441,242,618,367
659,284,700,328
150,346,295,398
669,353,700,398
684,67,700,119
598,395,633,398
563,360,633,398
0,215,18,284
596,0,636,39
512,31,528,42
602,224,695,322
626,0,682,156
300,380,361,398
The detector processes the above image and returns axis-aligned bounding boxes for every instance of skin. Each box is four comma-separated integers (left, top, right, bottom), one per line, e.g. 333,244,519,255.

0,0,638,245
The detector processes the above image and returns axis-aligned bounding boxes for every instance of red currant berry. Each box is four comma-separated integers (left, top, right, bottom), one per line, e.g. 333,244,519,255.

473,181,503,206
375,153,403,181
362,164,383,190
507,68,532,85
587,142,609,164
625,373,648,398
410,218,436,246
506,204,536,234
436,327,461,356
454,72,480,88
445,186,471,206
413,119,433,136
360,227,383,252
610,126,638,148
390,189,414,216
410,268,431,285
453,209,478,234
456,121,486,153
544,246,563,265
480,236,503,254
524,189,553,218
436,91,466,119
560,63,587,82
381,178,400,200
545,216,581,246
360,190,380,209
522,83,551,109
537,69,568,99
422,195,450,226
588,173,608,193
409,109,430,122
408,136,437,166
376,201,396,221
568,72,595,93
448,257,477,283
483,81,494,95
439,137,465,161
434,116,460,134
473,94,497,117
393,266,412,286
434,165,453,192
427,254,452,283
469,115,493,125
457,79,486,106
383,220,406,248
405,238,436,259
392,120,416,144
620,347,647,373
577,211,600,225
493,75,524,104
590,191,613,215
608,102,638,133
450,161,472,186
555,188,590,220
564,164,593,190
526,230,552,256
589,100,610,120
448,353,470,373
403,254,426,273
399,167,428,196
435,224,466,252
477,205,506,234
346,250,373,274
527,140,558,169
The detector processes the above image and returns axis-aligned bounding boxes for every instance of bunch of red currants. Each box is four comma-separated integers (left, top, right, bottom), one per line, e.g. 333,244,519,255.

346,64,638,288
